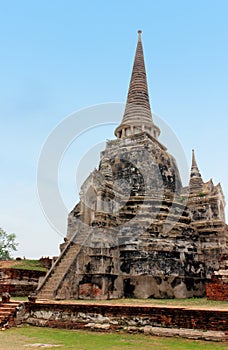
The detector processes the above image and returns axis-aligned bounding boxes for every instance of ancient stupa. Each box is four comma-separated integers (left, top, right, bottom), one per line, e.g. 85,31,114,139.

37,31,227,300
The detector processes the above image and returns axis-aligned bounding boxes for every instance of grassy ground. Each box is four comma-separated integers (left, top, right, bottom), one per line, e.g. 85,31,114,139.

13,259,47,271
11,296,228,309
13,297,227,310
0,326,227,350
0,259,47,271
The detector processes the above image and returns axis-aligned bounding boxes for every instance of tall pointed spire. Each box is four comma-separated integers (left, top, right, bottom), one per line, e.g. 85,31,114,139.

191,149,198,167
115,30,160,139
189,150,204,193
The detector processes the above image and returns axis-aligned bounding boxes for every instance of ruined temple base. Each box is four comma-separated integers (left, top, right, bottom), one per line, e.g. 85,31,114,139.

16,300,228,341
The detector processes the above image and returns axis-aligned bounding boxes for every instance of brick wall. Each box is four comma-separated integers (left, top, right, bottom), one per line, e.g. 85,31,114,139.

22,302,228,332
206,277,228,301
0,268,46,296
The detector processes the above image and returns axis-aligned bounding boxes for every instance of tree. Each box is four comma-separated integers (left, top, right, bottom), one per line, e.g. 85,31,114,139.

0,228,18,260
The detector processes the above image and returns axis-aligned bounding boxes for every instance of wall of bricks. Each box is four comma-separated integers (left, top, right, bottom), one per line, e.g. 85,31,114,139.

22,302,228,332
206,277,228,301
0,268,46,296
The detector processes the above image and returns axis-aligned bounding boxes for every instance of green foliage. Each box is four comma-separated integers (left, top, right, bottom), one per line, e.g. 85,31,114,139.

0,227,18,260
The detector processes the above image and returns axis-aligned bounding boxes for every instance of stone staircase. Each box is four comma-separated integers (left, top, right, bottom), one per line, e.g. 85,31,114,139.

0,301,21,329
37,229,91,300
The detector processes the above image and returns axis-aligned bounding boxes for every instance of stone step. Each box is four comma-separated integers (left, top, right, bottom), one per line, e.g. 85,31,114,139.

0,302,22,329
37,232,89,298
0,314,13,322
37,294,52,300
1,302,20,306
0,307,17,312
0,310,13,315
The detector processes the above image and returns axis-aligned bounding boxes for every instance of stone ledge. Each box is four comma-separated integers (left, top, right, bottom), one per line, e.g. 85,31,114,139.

125,325,227,342
20,301,228,335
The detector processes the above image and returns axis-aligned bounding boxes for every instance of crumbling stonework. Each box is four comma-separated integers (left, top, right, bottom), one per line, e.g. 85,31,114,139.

0,268,46,296
23,302,228,335
206,254,228,301
37,31,227,300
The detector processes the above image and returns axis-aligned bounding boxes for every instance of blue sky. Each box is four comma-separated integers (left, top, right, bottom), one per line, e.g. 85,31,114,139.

0,0,228,258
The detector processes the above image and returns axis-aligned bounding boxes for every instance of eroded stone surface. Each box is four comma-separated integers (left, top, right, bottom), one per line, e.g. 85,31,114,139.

22,301,228,341
37,32,228,301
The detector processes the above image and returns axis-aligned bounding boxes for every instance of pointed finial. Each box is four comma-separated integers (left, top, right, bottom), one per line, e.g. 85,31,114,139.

138,30,142,41
115,30,160,139
192,149,197,167
189,149,204,193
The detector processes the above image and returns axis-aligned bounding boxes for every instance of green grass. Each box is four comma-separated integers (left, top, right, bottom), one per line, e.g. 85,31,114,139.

11,296,28,301
11,296,228,309
12,259,47,271
36,297,228,309
0,326,227,350
112,297,228,309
